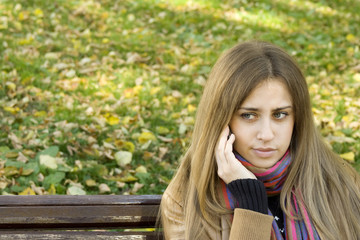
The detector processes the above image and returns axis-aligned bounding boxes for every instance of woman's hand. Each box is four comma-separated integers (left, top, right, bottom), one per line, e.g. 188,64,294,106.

215,126,256,184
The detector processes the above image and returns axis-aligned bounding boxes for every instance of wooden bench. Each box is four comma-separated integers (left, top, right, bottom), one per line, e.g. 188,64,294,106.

0,195,162,239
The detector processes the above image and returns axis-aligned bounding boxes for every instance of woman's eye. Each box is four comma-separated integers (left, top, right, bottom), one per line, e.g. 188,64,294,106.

273,112,288,119
241,113,256,120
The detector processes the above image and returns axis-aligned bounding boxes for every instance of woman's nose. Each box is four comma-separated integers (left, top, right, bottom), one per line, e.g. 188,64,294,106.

256,119,275,142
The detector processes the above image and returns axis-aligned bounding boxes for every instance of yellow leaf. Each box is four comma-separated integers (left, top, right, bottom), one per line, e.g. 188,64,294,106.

21,168,34,176
162,95,177,105
3,106,20,114
340,152,355,162
48,184,56,195
120,175,138,182
133,85,143,95
333,131,345,137
346,34,356,43
347,47,354,56
123,141,135,152
138,131,156,144
4,166,19,177
171,112,181,119
33,8,43,17
124,88,134,98
143,151,154,160
326,63,334,72
156,126,169,134
86,179,97,187
18,11,28,21
5,82,16,91
165,64,176,71
136,165,147,173
101,12,109,20
122,116,132,125
106,115,120,125
18,36,34,45
19,187,36,195
354,73,360,82
341,115,351,123
187,104,196,113
150,87,161,95
34,110,47,117
5,151,19,158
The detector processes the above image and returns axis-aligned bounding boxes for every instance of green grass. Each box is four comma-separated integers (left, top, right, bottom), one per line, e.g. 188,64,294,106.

0,0,359,195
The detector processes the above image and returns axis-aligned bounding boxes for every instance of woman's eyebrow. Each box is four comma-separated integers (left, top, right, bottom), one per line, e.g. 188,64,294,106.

274,106,292,111
239,107,258,111
239,106,292,111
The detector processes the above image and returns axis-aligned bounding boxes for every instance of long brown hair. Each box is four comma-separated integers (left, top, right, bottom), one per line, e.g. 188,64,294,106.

162,41,360,239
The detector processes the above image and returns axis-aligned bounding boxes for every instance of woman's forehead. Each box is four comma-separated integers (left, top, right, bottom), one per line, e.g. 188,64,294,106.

240,79,293,109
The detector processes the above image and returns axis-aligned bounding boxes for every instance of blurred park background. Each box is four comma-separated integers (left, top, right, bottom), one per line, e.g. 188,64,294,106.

0,0,359,195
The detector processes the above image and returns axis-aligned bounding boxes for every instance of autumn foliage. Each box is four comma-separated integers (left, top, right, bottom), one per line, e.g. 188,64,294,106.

0,0,359,195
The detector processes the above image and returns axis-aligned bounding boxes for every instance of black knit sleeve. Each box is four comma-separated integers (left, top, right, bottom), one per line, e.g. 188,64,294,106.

227,178,268,214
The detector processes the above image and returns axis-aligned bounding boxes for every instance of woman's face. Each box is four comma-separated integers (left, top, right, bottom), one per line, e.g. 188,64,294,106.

229,79,294,171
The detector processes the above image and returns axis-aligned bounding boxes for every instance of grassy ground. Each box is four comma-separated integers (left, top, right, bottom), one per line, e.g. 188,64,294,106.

0,0,359,195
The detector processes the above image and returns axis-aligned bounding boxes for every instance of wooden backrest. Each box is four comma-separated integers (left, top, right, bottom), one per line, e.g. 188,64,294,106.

0,195,162,239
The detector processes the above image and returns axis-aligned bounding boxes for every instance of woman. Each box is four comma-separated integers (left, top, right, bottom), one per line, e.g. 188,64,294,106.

160,41,360,239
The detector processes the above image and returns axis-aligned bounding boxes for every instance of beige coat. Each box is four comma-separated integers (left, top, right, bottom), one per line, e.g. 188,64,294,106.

161,178,274,239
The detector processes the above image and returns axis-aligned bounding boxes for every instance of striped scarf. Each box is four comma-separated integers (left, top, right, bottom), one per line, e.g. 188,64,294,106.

222,151,321,240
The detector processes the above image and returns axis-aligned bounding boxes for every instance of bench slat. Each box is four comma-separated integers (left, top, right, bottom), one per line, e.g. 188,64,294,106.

0,195,163,238
0,195,162,206
0,205,158,228
0,231,161,240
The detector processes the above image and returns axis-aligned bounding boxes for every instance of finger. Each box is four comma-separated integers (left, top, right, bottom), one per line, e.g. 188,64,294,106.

215,127,229,158
215,127,230,170
224,134,235,163
216,126,229,150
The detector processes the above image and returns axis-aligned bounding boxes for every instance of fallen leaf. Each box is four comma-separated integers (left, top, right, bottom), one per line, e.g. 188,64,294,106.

132,182,144,193
116,181,126,188
103,141,116,149
21,168,34,176
0,181,9,189
4,166,19,177
17,152,28,163
115,151,132,167
19,187,36,195
119,175,138,182
3,106,20,114
67,185,86,195
156,126,169,134
85,179,97,187
158,147,168,159
143,151,154,160
5,151,19,159
106,115,120,125
178,123,187,134
48,184,56,195
135,165,147,173
40,155,58,169
8,133,22,149
340,152,355,162
99,183,111,193
138,131,156,144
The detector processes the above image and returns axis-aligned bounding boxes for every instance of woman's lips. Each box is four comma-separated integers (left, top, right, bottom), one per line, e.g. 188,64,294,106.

253,148,276,158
